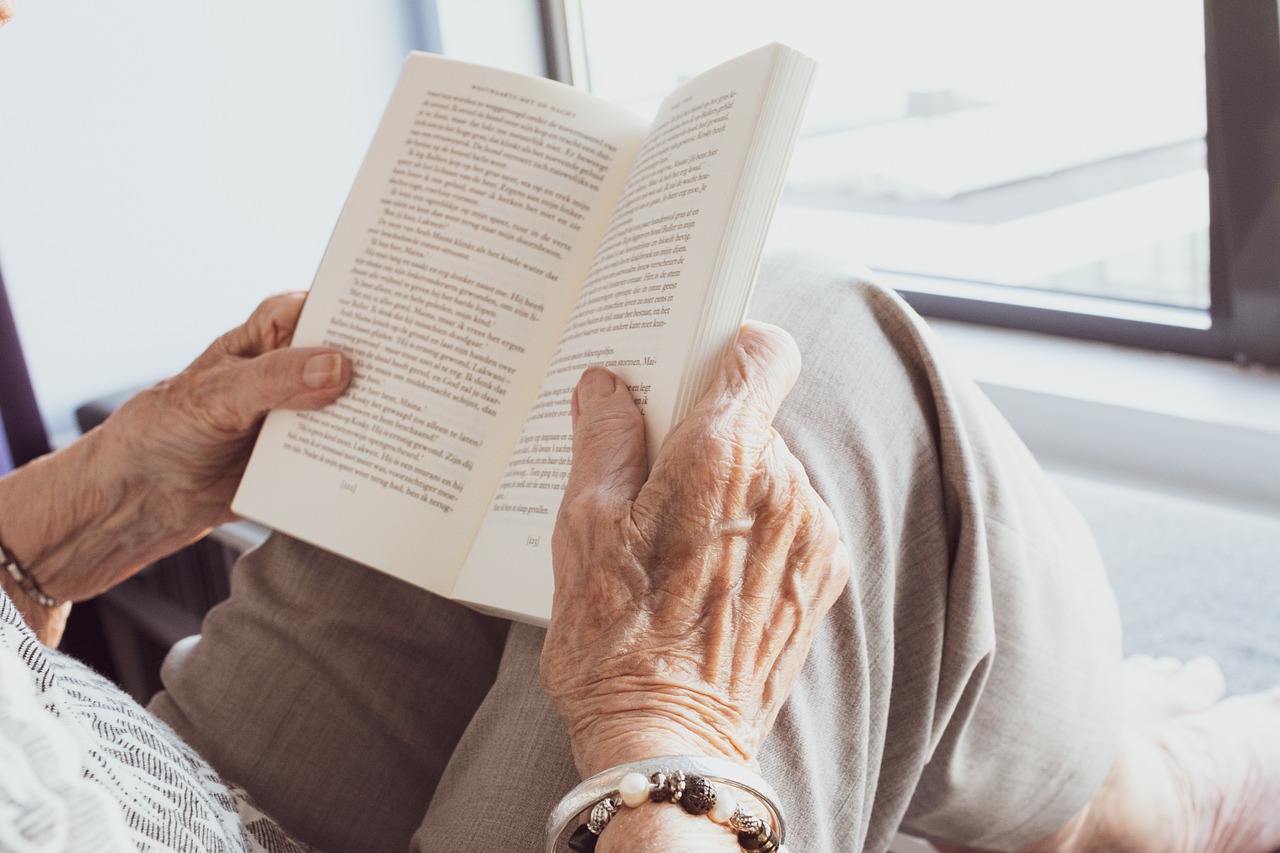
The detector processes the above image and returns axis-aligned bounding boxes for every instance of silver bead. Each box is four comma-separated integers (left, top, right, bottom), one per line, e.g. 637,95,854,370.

648,772,669,802
669,769,687,802
587,795,620,834
729,808,765,834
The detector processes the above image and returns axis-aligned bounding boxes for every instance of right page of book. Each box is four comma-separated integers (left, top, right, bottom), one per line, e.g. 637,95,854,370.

453,44,815,623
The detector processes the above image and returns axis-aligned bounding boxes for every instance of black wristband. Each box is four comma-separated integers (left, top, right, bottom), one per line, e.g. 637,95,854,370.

0,533,60,607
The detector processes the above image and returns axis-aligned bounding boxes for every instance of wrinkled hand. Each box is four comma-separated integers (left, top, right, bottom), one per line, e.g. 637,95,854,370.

104,293,350,527
40,292,350,602
542,323,850,777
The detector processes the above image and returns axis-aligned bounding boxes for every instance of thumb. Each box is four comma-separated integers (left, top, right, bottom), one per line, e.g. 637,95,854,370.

224,347,351,427
561,367,648,509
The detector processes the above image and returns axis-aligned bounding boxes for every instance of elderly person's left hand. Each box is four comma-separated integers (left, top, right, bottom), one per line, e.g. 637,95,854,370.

0,293,349,644
542,320,849,781
97,292,350,552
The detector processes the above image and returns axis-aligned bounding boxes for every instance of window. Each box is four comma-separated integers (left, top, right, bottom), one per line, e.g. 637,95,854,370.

541,0,1280,367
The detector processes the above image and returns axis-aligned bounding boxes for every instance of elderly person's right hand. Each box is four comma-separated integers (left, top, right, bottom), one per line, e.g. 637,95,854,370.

542,322,849,848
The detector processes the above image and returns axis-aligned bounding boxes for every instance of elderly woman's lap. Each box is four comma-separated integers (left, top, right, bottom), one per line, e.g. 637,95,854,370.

148,537,508,853
150,252,1123,852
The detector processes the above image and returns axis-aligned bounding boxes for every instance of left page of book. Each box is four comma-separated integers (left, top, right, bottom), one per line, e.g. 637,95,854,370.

233,53,648,595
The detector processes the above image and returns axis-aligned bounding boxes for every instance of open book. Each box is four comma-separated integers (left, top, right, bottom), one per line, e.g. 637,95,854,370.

232,44,814,624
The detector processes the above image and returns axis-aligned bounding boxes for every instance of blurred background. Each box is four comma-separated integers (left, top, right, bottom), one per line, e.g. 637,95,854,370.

0,0,1276,735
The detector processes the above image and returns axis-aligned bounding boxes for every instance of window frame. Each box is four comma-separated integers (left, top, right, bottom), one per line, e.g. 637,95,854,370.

0,263,52,471
539,0,1280,368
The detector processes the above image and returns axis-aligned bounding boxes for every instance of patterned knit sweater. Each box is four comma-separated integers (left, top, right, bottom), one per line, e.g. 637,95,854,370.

0,589,317,852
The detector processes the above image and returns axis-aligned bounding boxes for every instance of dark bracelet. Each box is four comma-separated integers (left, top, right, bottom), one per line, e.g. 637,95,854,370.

0,533,60,607
546,756,787,853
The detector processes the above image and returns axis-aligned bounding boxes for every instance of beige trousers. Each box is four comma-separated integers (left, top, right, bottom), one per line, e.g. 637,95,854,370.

150,253,1123,853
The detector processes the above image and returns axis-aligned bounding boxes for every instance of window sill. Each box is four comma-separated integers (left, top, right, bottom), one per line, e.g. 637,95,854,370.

928,317,1280,515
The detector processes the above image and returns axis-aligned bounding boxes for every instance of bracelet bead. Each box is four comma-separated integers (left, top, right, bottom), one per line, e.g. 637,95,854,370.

667,769,687,803
587,796,620,834
618,772,650,808
648,771,669,803
680,775,718,816
709,785,738,824
738,825,782,852
567,824,598,853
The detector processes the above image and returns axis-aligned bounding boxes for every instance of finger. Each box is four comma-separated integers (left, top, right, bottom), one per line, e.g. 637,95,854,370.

739,430,822,598
560,367,649,510
639,323,801,521
662,322,801,462
758,530,850,729
747,435,850,697
203,292,309,364
219,347,351,429
707,321,801,429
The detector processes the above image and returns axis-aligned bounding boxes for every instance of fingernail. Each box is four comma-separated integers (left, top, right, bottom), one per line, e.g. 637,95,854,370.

578,367,616,401
303,353,342,389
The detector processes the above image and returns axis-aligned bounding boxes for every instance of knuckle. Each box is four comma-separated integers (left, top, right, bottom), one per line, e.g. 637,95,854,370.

555,487,632,549
245,294,303,349
175,365,256,436
831,546,852,588
722,325,799,400
798,495,838,550
577,406,637,445
680,395,772,456
255,291,303,319
554,494,598,537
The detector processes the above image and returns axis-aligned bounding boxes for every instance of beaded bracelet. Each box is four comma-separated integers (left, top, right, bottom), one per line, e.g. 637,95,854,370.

0,533,59,607
545,756,787,853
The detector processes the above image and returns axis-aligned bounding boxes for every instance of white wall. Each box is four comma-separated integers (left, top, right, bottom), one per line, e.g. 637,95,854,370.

0,1,409,440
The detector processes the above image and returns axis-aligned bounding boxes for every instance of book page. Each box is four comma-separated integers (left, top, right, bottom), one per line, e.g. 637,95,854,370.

234,53,647,592
453,44,813,622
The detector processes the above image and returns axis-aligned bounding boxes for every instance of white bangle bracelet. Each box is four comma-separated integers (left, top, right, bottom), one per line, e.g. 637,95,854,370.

544,755,787,853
